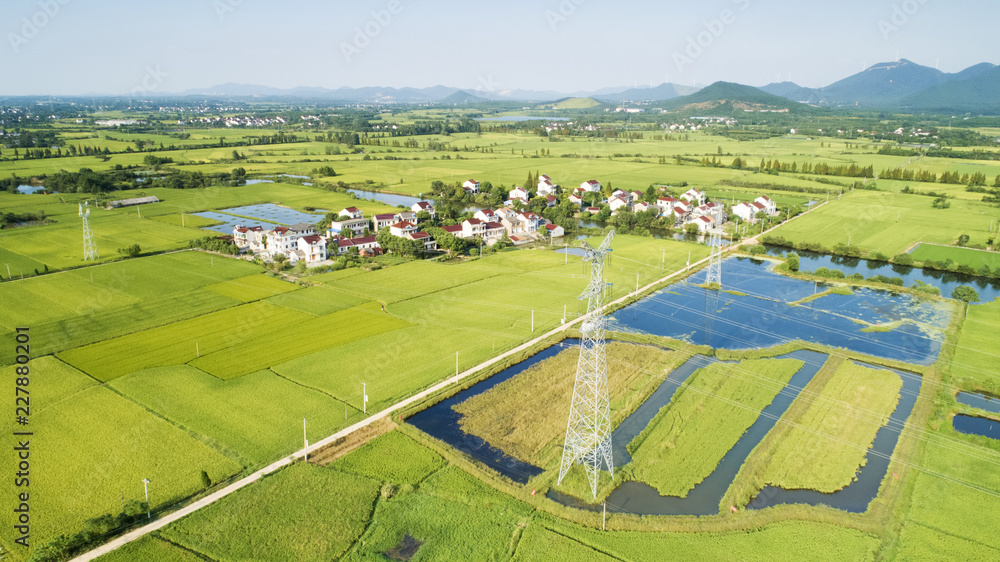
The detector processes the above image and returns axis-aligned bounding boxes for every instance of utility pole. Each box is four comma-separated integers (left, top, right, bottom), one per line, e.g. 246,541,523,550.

363,383,367,414
661,248,665,271
455,351,459,382
635,273,639,293
303,418,308,461
531,310,534,332
603,501,607,530
142,478,151,519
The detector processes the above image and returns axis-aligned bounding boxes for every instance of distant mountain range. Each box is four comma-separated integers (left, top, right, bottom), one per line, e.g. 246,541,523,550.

164,58,998,113
759,59,998,111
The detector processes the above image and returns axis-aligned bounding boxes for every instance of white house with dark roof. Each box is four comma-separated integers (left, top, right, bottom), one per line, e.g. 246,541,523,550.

264,226,298,258
694,215,715,233
232,225,263,251
339,207,363,219
329,216,369,237
544,223,565,238
406,231,438,251
475,209,497,223
732,202,755,222
389,221,418,237
461,218,486,238
411,201,436,219
508,186,529,203
373,213,399,231
581,180,602,192
608,196,630,213
755,195,777,215
537,178,558,196
568,194,583,206
295,235,327,262
462,179,480,193
483,221,506,241
680,188,706,206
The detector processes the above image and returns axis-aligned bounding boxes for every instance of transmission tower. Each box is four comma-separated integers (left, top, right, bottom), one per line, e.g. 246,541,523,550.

558,230,615,498
705,229,722,287
80,202,98,261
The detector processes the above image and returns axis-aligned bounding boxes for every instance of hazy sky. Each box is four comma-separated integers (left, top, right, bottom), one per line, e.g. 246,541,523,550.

1,0,995,96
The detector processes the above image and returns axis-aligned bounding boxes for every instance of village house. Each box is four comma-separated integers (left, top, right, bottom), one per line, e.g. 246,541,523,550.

462,179,480,193
732,202,755,222
608,196,630,213
339,207,363,219
537,177,558,196
611,189,631,204
232,225,263,251
694,215,715,233
411,201,436,219
755,195,777,215
544,194,558,208
656,196,680,214
543,223,565,238
373,213,399,232
295,234,327,263
633,201,653,213
461,218,487,238
264,226,297,258
475,209,498,223
680,188,706,206
389,220,418,237
508,186,529,203
483,221,506,242
330,209,370,237
568,193,584,206
406,231,438,251
580,179,602,193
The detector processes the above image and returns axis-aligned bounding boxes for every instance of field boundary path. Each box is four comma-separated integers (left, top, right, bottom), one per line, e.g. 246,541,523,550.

73,227,762,561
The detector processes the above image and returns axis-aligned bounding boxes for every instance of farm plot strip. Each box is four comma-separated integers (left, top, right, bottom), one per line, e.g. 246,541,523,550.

624,358,804,497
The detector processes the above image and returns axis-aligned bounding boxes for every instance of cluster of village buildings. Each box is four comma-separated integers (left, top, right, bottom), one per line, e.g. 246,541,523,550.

231,173,777,265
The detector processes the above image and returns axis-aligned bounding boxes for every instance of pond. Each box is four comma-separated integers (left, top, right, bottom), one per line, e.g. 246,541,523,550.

16,185,46,194
406,342,580,483
550,350,831,516
609,257,951,365
956,391,1000,415
764,246,1000,303
953,414,1000,440
347,189,422,208
193,203,325,233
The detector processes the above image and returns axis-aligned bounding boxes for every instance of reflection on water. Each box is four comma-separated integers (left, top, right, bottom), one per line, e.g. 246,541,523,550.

610,257,950,365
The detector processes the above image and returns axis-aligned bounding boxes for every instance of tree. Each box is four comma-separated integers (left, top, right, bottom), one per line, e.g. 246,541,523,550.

951,285,980,303
931,197,950,209
117,243,141,257
786,252,799,271
684,223,699,234
892,253,914,266
201,470,212,488
957,233,970,247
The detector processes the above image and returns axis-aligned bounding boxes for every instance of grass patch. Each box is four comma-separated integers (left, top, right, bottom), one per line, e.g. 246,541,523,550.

265,284,369,316
58,301,310,381
332,430,445,486
0,382,241,549
948,298,1000,394
756,360,902,493
95,535,208,562
189,302,410,380
159,463,381,561
203,273,301,302
624,358,804,497
110,365,363,466
454,342,685,468
910,243,1000,270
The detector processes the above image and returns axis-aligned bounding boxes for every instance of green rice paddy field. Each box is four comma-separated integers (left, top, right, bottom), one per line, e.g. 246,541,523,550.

1,122,997,560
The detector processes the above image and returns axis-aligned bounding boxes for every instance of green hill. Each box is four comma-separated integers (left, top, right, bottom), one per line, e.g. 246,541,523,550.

661,82,806,113
553,97,602,109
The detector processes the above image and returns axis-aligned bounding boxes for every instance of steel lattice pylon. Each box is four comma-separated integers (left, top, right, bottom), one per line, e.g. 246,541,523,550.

80,202,98,261
558,230,615,498
705,229,722,287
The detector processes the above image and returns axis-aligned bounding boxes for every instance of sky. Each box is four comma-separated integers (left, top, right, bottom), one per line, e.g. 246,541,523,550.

0,0,996,96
